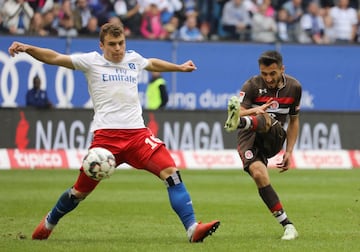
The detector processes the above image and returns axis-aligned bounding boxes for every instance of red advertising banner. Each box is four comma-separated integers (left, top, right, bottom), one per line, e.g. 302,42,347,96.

1,149,359,170
7,149,69,169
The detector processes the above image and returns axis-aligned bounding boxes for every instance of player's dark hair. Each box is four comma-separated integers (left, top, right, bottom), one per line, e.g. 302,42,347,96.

258,51,283,67
99,23,124,43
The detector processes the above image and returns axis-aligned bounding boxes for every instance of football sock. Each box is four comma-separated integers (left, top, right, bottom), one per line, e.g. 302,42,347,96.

165,171,196,230
239,116,253,130
47,188,81,226
258,184,292,226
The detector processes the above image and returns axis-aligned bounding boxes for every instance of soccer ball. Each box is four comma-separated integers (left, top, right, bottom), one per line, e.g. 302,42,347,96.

82,147,116,181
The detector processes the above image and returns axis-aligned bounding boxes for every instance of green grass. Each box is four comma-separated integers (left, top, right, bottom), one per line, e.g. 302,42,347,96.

0,169,359,252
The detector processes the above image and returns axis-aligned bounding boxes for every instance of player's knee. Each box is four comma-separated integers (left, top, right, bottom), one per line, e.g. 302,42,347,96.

164,170,183,187
249,163,269,185
159,166,177,180
70,187,90,201
256,113,272,133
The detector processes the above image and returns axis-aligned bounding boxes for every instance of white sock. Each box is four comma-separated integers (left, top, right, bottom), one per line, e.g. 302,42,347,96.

186,222,198,239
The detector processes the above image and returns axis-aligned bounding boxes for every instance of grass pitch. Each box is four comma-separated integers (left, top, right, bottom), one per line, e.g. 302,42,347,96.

0,168,359,252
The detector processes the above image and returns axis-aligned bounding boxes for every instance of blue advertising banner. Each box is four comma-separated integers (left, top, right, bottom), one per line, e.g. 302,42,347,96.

1,36,359,111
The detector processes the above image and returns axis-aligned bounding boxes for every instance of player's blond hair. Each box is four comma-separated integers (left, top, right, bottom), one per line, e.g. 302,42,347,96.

99,23,125,43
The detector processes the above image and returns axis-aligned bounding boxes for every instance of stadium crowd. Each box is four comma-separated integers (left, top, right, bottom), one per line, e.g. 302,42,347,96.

0,0,359,44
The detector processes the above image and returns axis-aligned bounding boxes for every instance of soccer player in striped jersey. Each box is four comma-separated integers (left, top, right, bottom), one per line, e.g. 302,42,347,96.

225,50,301,240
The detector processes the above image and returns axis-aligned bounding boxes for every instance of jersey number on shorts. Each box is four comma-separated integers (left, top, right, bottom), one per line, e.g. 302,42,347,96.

145,135,163,149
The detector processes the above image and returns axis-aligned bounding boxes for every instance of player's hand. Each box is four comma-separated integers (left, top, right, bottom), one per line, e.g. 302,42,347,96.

8,42,28,57
276,151,291,173
255,98,274,114
180,60,197,72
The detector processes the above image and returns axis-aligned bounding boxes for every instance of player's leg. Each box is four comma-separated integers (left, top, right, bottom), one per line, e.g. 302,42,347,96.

224,95,275,134
32,171,99,240
238,131,298,240
247,161,298,240
143,145,220,242
224,95,240,132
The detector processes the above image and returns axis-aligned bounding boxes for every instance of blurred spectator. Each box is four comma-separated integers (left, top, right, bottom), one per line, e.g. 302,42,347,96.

146,71,168,110
199,21,210,40
73,0,94,34
276,8,291,42
158,0,183,24
138,0,183,24
262,0,275,17
27,0,54,14
0,0,4,30
0,13,6,34
108,15,131,36
182,0,197,16
1,0,34,35
243,0,259,16
251,2,278,43
357,10,360,43
298,1,327,44
137,0,148,13
26,0,57,36
178,13,204,41
329,0,358,43
41,5,59,35
28,12,49,36
26,75,53,109
164,15,180,39
282,0,304,42
57,0,78,37
220,0,252,41
88,0,114,26
79,15,99,35
140,3,168,39
113,0,142,37
197,0,223,40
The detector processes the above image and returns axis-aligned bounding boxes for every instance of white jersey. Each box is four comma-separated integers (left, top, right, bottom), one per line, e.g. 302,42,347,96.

71,50,149,132
329,6,357,40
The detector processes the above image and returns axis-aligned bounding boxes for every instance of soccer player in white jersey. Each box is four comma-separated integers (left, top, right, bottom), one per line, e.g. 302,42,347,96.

8,22,220,242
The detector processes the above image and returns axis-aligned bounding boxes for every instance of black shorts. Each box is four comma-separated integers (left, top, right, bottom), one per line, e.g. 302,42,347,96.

237,120,286,172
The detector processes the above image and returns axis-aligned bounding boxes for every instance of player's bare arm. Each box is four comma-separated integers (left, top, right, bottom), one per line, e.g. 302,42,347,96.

8,42,74,69
277,114,299,172
146,58,197,72
240,98,274,117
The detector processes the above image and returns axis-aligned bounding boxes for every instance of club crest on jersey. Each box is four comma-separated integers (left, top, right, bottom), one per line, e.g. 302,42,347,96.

245,150,254,160
259,88,267,95
269,100,279,109
128,63,136,70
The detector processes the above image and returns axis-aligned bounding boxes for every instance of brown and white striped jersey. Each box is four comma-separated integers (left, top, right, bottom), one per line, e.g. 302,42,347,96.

240,74,302,126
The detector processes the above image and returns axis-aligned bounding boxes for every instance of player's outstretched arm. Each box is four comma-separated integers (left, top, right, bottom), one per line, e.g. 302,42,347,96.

146,58,197,72
8,42,74,69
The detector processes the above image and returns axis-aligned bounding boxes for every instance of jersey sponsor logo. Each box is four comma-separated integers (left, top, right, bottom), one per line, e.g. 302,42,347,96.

8,149,68,168
101,72,137,84
259,88,267,95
